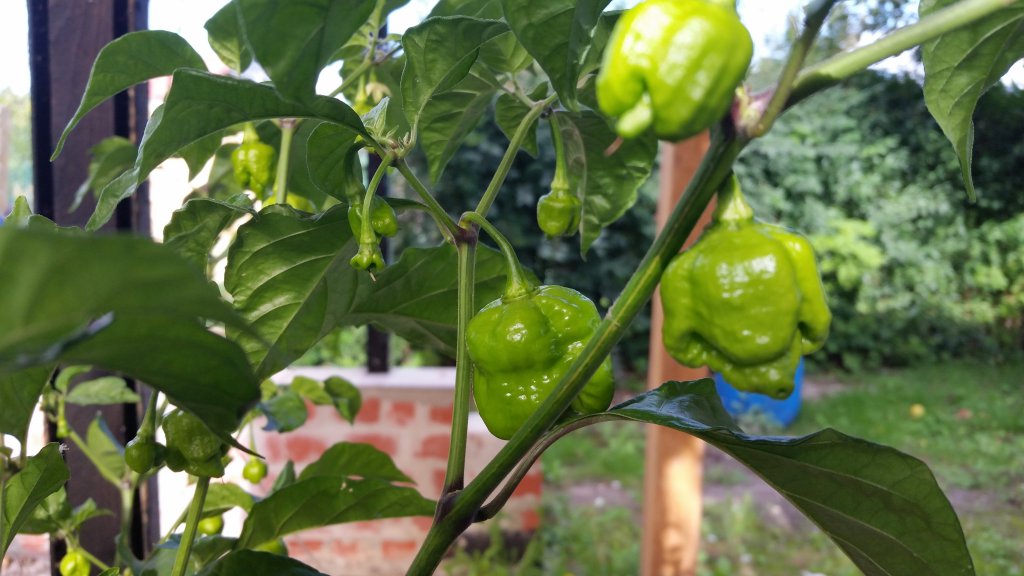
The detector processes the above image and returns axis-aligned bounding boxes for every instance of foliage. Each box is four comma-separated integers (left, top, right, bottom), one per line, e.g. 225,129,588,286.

737,71,1024,369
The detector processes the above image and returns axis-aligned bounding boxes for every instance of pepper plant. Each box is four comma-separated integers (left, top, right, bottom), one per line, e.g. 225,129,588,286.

1,0,1022,574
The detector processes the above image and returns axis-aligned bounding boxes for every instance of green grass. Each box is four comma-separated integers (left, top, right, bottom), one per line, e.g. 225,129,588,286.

455,362,1024,575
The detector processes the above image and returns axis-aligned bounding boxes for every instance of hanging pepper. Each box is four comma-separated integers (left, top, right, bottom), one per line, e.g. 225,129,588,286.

536,114,582,238
232,123,277,194
349,154,395,273
596,0,753,141
463,213,614,440
161,409,227,478
660,176,831,398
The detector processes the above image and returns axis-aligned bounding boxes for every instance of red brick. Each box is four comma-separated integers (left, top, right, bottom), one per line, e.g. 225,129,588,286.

429,404,454,424
512,472,543,497
520,508,541,531
416,434,450,459
284,435,328,463
287,538,324,554
355,397,381,424
330,540,360,556
389,401,416,425
263,435,284,461
411,516,434,531
382,539,419,559
349,520,382,533
349,433,397,455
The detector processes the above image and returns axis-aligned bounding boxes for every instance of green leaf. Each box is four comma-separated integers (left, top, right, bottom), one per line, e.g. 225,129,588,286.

0,366,52,439
225,204,359,378
324,376,361,423
237,0,377,103
205,1,253,73
401,16,508,135
0,444,69,558
87,69,369,231
419,70,497,182
200,144,247,200
270,461,297,494
236,477,433,548
65,376,140,405
429,1,532,72
920,0,1024,201
599,379,976,576
306,123,362,200
81,414,126,486
69,498,112,530
178,129,226,181
499,0,610,110
298,442,412,483
289,375,333,405
97,570,120,576
199,550,327,576
163,196,256,271
72,137,136,213
260,389,308,433
54,366,92,394
16,488,69,535
204,483,255,515
555,111,657,254
52,31,206,159
494,83,548,157
0,227,259,435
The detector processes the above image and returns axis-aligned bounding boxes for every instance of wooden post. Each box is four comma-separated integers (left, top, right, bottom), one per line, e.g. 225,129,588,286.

28,0,154,570
641,134,714,576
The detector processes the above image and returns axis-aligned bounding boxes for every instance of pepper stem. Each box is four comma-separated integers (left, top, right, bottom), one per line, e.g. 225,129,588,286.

460,212,533,300
137,388,159,441
712,175,753,224
241,122,260,144
360,153,395,244
548,113,570,193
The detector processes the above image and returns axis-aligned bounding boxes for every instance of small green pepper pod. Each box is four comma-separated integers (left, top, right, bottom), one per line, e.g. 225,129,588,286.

536,189,582,238
596,0,753,141
348,195,399,238
161,409,228,478
660,176,831,398
231,125,277,194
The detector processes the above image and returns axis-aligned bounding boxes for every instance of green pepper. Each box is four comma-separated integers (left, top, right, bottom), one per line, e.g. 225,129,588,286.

242,458,268,484
536,114,581,238
660,176,831,398
464,213,614,440
596,0,753,141
348,196,398,238
198,515,225,536
232,125,277,194
59,550,90,576
125,437,166,475
162,409,227,478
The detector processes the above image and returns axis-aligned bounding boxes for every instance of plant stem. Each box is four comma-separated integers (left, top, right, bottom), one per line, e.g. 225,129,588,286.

331,58,373,98
788,0,1016,108
547,113,570,191
77,545,111,571
440,239,477,498
407,131,744,576
360,153,395,244
474,94,559,217
274,120,296,205
745,0,838,138
460,212,533,299
395,160,460,243
170,476,210,576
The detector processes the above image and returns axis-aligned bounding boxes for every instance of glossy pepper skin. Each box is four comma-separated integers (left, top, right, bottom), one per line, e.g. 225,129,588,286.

596,0,753,141
467,285,615,440
661,177,831,398
124,436,165,475
59,550,89,576
162,409,227,478
536,189,581,238
242,458,268,484
348,195,398,239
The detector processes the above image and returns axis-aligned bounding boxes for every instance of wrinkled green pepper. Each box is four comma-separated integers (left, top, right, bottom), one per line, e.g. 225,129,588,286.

465,215,614,439
231,125,276,194
660,176,831,398
161,409,227,478
596,0,753,141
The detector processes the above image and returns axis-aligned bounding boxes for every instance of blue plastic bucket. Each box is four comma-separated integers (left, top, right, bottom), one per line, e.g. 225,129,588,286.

713,359,804,428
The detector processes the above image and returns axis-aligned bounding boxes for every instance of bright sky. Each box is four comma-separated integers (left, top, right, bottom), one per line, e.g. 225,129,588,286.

0,0,1020,95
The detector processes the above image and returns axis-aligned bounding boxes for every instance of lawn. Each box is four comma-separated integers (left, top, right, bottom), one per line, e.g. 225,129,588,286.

450,362,1024,575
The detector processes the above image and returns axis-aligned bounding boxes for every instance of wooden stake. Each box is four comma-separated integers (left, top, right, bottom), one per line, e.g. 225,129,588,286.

641,133,714,576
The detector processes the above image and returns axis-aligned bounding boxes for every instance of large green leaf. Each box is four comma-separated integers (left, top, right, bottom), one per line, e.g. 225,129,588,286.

205,1,253,73
401,16,508,135
88,69,369,231
235,477,433,548
419,70,497,182
494,83,549,157
163,196,255,271
71,137,136,213
920,0,1024,201
305,123,361,199
225,205,512,377
0,227,259,435
555,110,657,254
199,550,327,576
80,414,126,487
52,31,206,159
0,444,70,558
237,0,376,103
0,366,52,440
65,376,139,406
499,0,610,110
594,380,975,576
298,442,412,483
